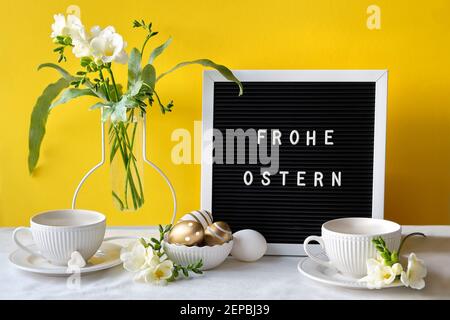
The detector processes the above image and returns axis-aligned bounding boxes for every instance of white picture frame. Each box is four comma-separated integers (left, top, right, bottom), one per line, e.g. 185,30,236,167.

201,70,388,256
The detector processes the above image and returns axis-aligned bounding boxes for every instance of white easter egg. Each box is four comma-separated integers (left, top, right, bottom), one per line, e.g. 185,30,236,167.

231,229,267,262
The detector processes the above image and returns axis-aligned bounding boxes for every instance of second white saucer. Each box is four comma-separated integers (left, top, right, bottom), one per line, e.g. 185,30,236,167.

298,253,404,289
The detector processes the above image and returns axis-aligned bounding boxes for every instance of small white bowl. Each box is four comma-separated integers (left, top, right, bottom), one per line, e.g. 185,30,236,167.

163,240,233,270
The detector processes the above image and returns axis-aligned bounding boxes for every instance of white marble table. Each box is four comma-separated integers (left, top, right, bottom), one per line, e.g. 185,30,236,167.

1,226,449,300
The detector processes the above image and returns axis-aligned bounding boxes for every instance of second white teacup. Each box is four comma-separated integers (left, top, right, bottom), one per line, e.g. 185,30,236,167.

304,218,401,278
13,209,107,266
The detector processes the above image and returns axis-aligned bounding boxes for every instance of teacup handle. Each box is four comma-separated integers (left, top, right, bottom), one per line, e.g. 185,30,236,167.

303,235,333,268
12,227,45,259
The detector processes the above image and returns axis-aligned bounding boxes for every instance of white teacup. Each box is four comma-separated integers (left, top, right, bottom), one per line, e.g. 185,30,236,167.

304,218,401,277
13,209,107,266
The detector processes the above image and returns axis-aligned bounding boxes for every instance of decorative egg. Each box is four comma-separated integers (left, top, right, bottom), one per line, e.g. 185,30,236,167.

204,221,233,246
178,209,213,229
168,221,204,246
231,229,267,262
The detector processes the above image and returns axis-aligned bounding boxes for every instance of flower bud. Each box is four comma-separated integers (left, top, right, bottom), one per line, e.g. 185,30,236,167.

391,251,399,263
391,263,403,275
94,57,103,66
80,56,92,67
63,37,72,45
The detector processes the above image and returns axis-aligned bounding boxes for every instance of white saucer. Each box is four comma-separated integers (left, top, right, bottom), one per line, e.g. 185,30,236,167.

9,242,123,276
298,253,404,289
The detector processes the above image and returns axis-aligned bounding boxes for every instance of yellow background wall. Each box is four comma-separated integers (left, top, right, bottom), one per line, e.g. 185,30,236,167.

0,0,449,227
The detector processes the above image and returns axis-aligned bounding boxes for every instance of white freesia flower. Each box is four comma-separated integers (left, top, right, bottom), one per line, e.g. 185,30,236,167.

132,251,174,285
143,260,174,285
89,26,128,64
120,240,151,272
50,14,128,62
51,14,68,38
51,14,91,58
359,258,396,289
72,36,91,58
51,14,81,38
90,25,102,37
400,253,427,290
391,263,403,276
120,240,174,285
51,14,85,40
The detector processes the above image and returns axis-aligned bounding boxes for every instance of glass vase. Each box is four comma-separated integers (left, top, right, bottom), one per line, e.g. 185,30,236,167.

108,112,144,211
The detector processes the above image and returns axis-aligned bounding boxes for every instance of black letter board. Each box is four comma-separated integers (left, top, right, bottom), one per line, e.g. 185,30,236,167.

201,70,388,255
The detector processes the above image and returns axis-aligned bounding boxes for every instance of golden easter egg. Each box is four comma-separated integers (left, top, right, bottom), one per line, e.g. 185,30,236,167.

178,209,214,229
204,221,233,246
168,221,204,246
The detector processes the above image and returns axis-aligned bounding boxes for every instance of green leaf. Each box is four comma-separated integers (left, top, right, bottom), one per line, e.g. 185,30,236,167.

28,78,70,173
38,63,75,81
110,99,127,123
112,84,124,97
157,59,243,96
112,191,125,211
97,84,122,102
38,63,106,100
139,238,149,248
50,88,97,110
129,80,143,96
391,251,399,263
148,37,172,64
108,95,138,123
128,48,142,90
142,64,156,91
192,266,203,274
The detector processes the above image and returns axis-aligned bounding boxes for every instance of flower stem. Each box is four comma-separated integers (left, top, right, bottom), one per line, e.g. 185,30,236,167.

109,114,144,211
106,66,120,102
103,67,144,211
141,35,151,56
98,69,111,102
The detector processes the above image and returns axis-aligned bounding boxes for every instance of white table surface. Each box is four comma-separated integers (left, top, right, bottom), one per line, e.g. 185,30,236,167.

1,225,449,300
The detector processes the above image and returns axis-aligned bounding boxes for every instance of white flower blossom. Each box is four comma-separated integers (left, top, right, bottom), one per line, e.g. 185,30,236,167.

50,14,127,62
50,14,86,41
72,36,91,58
120,240,174,285
120,240,152,272
51,14,82,38
359,258,397,289
51,14,91,58
391,263,403,276
90,25,102,37
51,14,67,38
400,253,427,290
142,260,174,285
132,250,174,285
89,26,128,64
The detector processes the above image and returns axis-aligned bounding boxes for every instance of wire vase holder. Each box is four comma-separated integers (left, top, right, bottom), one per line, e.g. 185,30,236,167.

71,111,177,225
